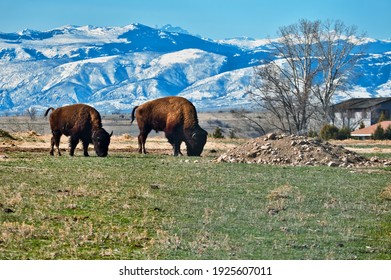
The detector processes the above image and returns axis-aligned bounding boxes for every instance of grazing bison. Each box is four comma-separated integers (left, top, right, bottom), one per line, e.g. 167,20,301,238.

44,104,112,157
131,96,207,156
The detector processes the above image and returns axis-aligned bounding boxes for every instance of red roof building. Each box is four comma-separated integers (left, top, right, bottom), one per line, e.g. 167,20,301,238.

351,121,391,137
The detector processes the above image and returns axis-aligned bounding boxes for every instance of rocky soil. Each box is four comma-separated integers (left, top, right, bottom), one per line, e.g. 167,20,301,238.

217,133,391,168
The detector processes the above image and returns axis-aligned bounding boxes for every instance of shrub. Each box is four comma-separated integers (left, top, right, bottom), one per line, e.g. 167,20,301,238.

336,126,351,140
319,124,351,140
320,124,339,140
372,124,385,140
307,130,318,138
228,129,238,139
384,125,391,140
378,112,387,123
212,127,224,139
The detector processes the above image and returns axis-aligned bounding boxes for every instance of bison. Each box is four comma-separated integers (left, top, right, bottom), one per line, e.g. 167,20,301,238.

44,104,112,157
130,96,207,156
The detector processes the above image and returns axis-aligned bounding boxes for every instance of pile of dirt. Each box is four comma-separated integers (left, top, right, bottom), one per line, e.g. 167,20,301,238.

217,133,391,168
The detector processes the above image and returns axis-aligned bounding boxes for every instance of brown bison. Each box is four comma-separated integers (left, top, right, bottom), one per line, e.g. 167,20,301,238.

131,96,207,156
44,104,112,157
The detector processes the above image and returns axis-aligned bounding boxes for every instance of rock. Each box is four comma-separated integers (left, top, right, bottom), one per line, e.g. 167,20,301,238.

265,133,277,140
150,184,160,189
370,156,380,162
247,151,258,158
3,208,15,213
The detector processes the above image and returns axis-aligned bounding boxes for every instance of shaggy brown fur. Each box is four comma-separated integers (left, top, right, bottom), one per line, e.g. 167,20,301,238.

44,104,112,157
131,96,207,156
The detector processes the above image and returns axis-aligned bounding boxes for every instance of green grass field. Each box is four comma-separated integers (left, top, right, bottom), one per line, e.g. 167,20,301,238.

0,151,390,260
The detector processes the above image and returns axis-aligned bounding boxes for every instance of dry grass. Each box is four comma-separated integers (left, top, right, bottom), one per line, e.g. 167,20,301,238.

266,185,303,215
267,184,294,200
380,185,391,201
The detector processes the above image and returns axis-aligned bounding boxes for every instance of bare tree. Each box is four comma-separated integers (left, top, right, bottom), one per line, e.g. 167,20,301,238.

312,20,366,121
249,19,366,134
231,108,266,135
26,107,38,121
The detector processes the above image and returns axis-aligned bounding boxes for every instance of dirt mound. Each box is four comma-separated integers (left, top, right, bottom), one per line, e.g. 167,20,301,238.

217,133,391,168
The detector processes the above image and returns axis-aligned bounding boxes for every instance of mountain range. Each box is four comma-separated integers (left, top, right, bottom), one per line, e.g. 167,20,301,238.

0,23,390,114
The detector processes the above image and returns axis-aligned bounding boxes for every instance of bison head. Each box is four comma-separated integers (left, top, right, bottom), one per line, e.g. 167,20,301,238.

92,129,113,157
185,126,208,156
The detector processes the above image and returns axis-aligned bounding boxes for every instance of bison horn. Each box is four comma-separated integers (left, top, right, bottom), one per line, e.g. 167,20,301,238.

192,132,196,139
110,131,113,137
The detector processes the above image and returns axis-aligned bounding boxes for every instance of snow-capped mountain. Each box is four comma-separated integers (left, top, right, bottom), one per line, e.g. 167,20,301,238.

0,23,390,114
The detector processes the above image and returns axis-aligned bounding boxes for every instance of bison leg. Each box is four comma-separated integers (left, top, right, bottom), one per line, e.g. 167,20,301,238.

81,138,90,157
138,128,152,154
50,130,62,156
166,133,182,156
69,136,79,156
173,142,183,156
171,140,182,156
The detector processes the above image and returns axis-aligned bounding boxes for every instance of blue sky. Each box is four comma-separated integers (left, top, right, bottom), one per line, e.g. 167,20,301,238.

1,0,390,39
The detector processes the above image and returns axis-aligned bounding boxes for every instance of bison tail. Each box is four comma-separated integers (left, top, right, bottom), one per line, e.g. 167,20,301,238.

130,106,139,125
44,107,55,117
